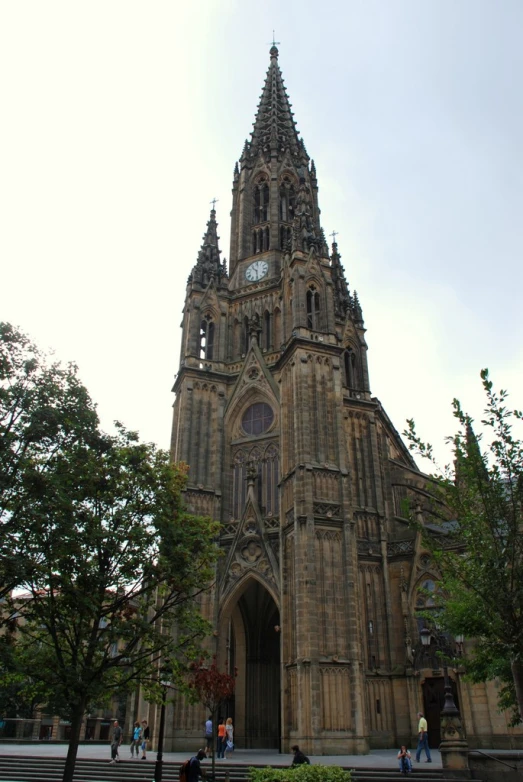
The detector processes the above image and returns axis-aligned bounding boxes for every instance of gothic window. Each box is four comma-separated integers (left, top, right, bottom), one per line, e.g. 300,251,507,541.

232,443,279,520
273,307,281,348
232,450,247,520
263,310,271,350
264,226,270,252
416,579,438,610
306,285,321,329
279,177,295,222
242,402,274,436
253,179,269,223
343,348,357,388
263,443,279,516
199,315,214,360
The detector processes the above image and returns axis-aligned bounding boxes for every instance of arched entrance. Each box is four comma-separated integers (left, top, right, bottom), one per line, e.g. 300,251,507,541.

221,577,280,749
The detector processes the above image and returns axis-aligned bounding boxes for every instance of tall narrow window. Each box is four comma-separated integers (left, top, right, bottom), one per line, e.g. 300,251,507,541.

264,444,279,516
199,315,214,360
343,349,357,388
253,179,269,224
279,178,295,222
261,183,269,222
306,286,321,329
263,310,271,350
232,450,247,519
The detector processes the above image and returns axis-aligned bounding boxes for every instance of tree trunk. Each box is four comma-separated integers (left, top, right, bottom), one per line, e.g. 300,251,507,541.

511,658,523,722
62,700,86,782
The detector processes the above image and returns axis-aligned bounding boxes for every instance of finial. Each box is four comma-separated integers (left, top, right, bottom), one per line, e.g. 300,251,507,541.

210,197,219,212
330,230,338,245
268,30,280,59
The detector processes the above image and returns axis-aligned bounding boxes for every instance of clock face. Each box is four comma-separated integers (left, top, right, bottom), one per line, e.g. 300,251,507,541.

245,260,269,282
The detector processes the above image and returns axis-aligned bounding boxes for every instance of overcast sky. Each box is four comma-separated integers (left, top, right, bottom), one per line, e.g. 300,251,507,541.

2,0,522,469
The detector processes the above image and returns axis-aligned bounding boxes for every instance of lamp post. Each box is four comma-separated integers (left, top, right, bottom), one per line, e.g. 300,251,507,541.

154,678,171,782
419,628,460,717
416,628,468,771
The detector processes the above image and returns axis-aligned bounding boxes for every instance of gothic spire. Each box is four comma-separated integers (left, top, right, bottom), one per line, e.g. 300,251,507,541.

242,46,307,164
188,208,228,287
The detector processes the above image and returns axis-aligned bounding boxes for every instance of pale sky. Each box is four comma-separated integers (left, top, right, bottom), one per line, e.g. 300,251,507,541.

2,0,522,469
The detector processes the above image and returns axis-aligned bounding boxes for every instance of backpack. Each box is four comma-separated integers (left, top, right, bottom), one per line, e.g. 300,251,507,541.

179,758,192,782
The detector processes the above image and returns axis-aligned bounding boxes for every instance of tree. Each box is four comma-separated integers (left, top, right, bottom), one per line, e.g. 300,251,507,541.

7,422,220,782
404,369,523,724
189,657,236,779
0,322,98,603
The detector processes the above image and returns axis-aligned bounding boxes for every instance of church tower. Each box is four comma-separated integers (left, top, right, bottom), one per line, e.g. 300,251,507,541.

167,46,520,755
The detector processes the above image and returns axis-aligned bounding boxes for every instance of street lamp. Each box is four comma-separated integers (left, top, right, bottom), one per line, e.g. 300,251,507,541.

415,627,469,770
418,628,460,717
154,677,171,782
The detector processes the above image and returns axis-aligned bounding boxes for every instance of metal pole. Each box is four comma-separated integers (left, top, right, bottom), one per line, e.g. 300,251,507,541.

154,687,167,782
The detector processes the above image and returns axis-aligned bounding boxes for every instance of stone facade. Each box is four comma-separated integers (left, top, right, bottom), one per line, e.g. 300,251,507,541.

161,47,523,754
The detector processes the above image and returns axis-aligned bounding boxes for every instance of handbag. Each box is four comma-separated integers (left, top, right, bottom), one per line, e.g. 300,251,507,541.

226,740,234,750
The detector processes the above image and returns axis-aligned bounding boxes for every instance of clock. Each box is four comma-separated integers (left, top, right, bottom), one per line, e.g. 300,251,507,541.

245,260,269,282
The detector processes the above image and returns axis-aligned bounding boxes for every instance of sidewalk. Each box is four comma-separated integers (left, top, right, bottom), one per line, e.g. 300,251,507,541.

0,743,442,769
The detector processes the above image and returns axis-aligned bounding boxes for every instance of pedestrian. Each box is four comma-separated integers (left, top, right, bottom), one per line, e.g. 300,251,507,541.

204,716,213,757
141,719,150,760
291,745,310,765
187,749,207,782
415,712,432,763
397,745,412,774
224,717,234,759
217,719,226,759
109,720,122,764
130,721,142,758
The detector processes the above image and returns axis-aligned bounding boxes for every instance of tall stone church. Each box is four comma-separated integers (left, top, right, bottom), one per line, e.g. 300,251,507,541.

165,47,522,754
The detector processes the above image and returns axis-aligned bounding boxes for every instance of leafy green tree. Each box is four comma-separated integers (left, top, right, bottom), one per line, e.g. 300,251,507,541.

404,369,523,724
0,322,98,602
12,425,219,782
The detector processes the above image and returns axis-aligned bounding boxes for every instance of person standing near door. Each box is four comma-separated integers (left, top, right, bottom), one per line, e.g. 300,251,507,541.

415,712,432,763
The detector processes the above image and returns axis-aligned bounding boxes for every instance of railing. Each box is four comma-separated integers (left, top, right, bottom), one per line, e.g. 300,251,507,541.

468,749,521,772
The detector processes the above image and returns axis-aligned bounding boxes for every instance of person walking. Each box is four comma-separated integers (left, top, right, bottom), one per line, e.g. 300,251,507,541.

415,712,432,763
216,719,226,759
397,745,412,774
204,716,213,758
140,719,150,760
130,721,142,758
109,720,122,764
224,717,234,759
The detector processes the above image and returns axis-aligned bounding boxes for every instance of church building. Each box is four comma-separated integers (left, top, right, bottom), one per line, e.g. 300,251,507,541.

163,46,522,754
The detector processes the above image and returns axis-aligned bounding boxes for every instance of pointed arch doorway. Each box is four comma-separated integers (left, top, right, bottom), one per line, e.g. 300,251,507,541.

220,577,281,749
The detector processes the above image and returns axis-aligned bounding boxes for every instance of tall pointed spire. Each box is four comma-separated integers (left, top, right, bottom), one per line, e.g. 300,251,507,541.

188,208,228,287
242,46,307,165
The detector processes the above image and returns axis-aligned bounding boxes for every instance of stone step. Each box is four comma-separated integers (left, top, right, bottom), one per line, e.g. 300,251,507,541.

0,756,477,782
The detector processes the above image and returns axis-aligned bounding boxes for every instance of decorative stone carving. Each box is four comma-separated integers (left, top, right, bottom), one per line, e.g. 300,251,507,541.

387,540,415,557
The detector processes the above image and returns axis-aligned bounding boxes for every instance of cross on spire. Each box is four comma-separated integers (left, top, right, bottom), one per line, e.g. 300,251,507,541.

210,197,219,211
268,30,281,47
330,230,338,243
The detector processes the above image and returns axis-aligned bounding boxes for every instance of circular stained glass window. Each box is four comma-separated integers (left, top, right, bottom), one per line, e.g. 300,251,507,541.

242,402,274,436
